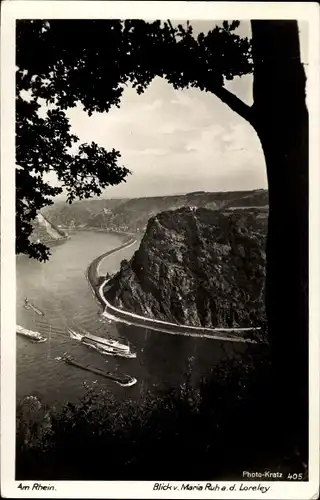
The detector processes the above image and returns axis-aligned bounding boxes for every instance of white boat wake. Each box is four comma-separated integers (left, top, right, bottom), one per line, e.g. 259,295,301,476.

117,377,137,387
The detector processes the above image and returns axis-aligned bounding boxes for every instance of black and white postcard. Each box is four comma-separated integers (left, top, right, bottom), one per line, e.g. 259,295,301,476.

1,1,319,498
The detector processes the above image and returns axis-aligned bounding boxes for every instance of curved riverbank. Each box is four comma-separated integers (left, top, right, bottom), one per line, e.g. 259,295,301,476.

16,230,138,405
86,235,137,295
17,229,262,410
87,235,262,344
60,226,135,238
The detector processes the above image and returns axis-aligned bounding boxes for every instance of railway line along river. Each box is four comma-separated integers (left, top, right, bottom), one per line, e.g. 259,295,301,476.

16,229,249,407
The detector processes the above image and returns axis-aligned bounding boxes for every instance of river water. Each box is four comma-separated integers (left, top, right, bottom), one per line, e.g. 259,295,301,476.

16,230,248,407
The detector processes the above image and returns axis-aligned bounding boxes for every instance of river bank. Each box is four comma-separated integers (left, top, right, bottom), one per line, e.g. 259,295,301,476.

59,226,135,239
16,230,133,405
86,234,263,344
15,222,302,483
86,235,137,292
16,229,254,408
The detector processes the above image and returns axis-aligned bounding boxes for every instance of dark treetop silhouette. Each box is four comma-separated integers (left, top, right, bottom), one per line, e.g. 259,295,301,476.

16,20,308,461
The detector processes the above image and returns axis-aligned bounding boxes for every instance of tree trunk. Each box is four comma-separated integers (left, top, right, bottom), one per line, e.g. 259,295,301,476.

251,21,309,460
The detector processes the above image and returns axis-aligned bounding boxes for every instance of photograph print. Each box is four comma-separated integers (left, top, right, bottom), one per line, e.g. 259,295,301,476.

1,2,319,498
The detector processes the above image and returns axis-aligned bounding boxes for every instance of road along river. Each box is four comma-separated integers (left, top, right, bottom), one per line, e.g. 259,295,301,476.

88,243,261,343
16,230,252,407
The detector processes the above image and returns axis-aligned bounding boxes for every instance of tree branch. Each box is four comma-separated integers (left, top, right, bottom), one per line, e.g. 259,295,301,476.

164,19,253,124
211,85,254,124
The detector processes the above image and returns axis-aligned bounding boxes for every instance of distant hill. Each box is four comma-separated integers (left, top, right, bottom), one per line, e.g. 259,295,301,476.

223,190,269,209
41,198,128,228
42,189,268,232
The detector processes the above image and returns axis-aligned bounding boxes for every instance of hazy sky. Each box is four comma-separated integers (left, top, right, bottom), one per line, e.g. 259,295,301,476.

42,20,308,199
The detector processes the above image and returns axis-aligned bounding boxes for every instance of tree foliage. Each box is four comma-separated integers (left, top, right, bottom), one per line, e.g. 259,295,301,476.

16,19,253,260
16,343,308,480
17,20,252,111
17,344,304,480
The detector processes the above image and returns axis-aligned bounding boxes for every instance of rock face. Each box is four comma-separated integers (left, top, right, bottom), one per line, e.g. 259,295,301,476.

29,213,67,246
106,207,267,328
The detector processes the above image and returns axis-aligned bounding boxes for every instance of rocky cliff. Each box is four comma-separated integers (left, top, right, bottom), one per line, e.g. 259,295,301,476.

106,207,267,328
29,213,68,246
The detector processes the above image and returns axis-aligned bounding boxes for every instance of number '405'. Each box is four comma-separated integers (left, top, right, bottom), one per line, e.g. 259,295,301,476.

287,473,303,480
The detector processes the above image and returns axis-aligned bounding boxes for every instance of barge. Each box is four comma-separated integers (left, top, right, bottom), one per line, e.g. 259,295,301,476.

61,353,137,387
16,325,47,343
24,298,45,316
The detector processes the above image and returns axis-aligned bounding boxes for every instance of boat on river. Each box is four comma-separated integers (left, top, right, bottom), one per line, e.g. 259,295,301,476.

24,298,45,316
61,353,137,387
82,331,130,352
16,325,47,343
67,327,136,358
81,337,136,358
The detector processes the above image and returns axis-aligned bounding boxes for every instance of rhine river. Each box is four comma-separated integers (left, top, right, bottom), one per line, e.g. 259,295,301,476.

16,230,248,407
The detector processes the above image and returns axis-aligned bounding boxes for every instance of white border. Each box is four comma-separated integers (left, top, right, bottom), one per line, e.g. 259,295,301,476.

1,2,319,499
